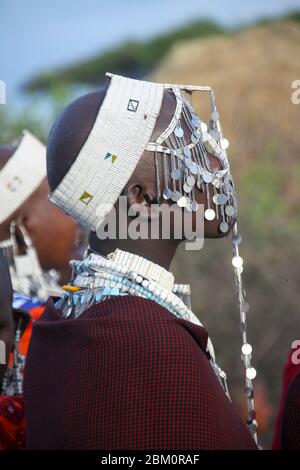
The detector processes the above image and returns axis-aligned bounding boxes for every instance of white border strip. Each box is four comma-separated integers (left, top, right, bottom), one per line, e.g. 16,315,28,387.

49,74,164,230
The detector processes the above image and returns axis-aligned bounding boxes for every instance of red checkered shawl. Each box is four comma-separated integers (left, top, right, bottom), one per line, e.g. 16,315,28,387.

273,346,300,450
24,296,257,450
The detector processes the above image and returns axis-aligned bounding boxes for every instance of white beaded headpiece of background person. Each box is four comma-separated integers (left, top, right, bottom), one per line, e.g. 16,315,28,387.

0,130,46,224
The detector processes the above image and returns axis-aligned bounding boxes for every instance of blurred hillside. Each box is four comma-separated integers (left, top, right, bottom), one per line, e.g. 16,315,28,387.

23,19,226,92
151,20,300,448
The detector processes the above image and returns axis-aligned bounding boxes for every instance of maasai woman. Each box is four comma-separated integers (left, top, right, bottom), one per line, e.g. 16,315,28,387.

24,75,258,450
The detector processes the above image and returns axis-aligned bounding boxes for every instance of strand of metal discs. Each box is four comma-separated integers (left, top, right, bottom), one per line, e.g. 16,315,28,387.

208,89,258,444
208,90,259,445
160,91,236,237
159,88,259,445
232,225,258,445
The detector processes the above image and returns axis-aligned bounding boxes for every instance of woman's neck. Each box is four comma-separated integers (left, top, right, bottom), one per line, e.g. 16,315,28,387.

88,233,180,271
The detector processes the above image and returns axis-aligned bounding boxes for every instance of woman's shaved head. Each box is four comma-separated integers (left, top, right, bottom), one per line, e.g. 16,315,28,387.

47,89,106,192
47,87,177,193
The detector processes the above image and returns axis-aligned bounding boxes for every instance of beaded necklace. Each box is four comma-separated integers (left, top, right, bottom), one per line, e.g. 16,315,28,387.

57,249,230,400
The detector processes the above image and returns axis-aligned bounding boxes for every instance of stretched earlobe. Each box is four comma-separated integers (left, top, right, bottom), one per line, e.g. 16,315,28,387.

126,182,156,221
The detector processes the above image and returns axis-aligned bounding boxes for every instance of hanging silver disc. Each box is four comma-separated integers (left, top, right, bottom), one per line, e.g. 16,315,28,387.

190,163,198,175
163,188,172,200
202,172,213,183
191,201,199,212
217,193,228,205
200,122,207,133
177,196,187,208
174,127,184,138
186,175,195,186
204,208,216,221
211,111,219,121
209,119,217,130
171,169,181,181
220,138,229,150
171,191,181,202
184,157,192,168
211,130,221,142
183,147,191,158
232,234,242,245
183,183,192,193
225,205,235,216
185,201,193,212
191,116,200,128
219,221,229,233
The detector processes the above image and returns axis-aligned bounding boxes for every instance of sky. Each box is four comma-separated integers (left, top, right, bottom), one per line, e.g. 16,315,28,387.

1,0,299,105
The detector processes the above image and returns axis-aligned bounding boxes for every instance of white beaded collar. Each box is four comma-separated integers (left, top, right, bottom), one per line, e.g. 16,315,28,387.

107,248,174,292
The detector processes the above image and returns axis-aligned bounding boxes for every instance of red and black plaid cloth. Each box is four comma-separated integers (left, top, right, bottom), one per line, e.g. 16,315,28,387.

280,371,300,449
273,345,300,449
24,296,257,450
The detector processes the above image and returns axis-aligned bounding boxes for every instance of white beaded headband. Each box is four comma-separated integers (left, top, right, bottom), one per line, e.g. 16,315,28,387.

49,74,164,230
0,130,46,224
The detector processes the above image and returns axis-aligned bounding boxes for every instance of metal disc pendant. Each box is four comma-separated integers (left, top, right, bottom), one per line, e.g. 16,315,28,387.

163,188,172,200
209,119,217,130
185,201,193,212
190,163,198,175
171,169,181,181
202,172,213,183
186,175,195,186
219,221,229,233
200,122,207,133
220,138,229,150
183,147,191,158
211,130,220,142
225,205,235,216
191,133,199,145
191,116,200,128
183,183,192,193
211,111,219,121
232,234,242,245
205,208,216,221
175,127,184,138
217,193,228,205
177,196,187,207
171,191,181,202
202,132,209,142
184,157,192,168
191,201,199,212
232,255,243,268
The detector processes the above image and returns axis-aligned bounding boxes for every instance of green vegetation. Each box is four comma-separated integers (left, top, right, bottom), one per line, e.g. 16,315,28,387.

24,19,225,92
23,10,300,93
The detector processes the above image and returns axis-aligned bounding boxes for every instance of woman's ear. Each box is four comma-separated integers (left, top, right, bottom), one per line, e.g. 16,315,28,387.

126,181,156,221
127,182,145,206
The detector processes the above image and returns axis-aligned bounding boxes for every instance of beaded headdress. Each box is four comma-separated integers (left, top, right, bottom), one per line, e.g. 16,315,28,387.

49,73,236,232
